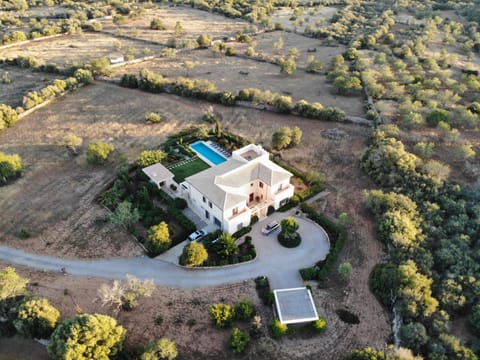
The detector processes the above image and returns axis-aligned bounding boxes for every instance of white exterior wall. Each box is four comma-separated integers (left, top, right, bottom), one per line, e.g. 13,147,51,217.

224,205,252,233
272,181,295,209
188,185,224,229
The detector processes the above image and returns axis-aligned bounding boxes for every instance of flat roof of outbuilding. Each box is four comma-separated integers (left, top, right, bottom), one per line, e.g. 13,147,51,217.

142,163,174,184
274,287,319,325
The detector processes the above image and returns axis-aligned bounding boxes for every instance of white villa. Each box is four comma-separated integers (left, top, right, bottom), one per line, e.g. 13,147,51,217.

183,144,294,234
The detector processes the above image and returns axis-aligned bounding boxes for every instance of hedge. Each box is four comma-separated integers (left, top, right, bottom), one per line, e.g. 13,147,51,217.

299,203,347,283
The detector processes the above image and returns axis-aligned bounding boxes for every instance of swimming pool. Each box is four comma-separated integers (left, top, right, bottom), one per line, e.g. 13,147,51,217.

190,141,228,166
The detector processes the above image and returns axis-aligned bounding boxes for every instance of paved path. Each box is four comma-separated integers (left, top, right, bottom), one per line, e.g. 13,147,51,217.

0,212,329,289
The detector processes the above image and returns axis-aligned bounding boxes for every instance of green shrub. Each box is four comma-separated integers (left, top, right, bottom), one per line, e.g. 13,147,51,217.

225,47,235,56
48,314,126,359
145,112,162,123
120,74,139,88
0,104,19,129
278,232,301,247
271,319,288,338
0,152,23,185
150,18,166,30
300,266,319,280
14,298,61,339
180,242,208,267
86,141,114,164
209,303,235,328
229,327,250,354
173,198,187,209
312,317,326,332
241,255,252,262
137,150,167,167
235,299,255,321
145,221,171,256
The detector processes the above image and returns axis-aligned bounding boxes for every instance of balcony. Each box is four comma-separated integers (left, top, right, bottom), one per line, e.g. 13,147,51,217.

274,184,294,197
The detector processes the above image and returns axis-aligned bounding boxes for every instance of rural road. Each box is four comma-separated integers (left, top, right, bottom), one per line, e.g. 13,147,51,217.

0,213,329,289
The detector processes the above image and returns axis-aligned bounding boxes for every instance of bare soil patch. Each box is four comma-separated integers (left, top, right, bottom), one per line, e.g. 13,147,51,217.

0,65,61,108
0,32,164,69
99,5,249,44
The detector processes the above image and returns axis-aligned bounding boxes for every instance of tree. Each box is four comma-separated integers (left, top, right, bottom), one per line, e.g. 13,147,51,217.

290,126,302,146
197,34,213,47
0,152,23,185
399,322,428,353
48,314,126,360
0,104,18,129
107,201,140,230
150,18,166,30
278,217,301,247
306,56,324,73
0,267,28,302
64,134,83,155
209,303,235,328
413,142,435,159
14,298,60,338
426,108,450,127
146,221,171,255
180,242,208,267
141,338,177,360
229,328,250,354
88,57,111,76
217,233,239,259
272,127,292,150
137,150,167,167
74,69,94,84
86,141,114,164
338,262,353,282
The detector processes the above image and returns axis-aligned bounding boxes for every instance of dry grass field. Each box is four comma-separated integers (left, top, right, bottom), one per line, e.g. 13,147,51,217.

99,5,249,44
0,32,165,69
0,65,62,107
112,49,364,115
270,5,340,33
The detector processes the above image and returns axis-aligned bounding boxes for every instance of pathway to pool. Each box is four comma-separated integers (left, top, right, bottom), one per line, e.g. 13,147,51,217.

0,211,330,289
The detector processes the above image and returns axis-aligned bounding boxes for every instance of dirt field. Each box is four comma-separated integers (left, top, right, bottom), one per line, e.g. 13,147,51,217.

270,6,340,33
0,65,62,108
112,49,363,115
0,32,165,69
98,5,249,44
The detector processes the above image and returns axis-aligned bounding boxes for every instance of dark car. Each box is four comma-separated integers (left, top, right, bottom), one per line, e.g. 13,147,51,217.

262,221,280,235
188,229,207,242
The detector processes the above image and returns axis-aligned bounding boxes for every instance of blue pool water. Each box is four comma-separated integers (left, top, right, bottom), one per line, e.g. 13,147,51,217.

190,141,227,166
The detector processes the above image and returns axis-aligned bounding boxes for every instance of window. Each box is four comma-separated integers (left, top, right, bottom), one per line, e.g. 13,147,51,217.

214,217,221,227
259,182,264,188
205,210,210,219
209,201,212,208
202,196,206,203
250,183,254,187
237,223,243,231
232,207,238,215
278,183,283,191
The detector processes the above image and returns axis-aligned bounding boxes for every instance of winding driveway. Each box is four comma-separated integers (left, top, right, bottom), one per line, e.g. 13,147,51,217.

0,212,329,289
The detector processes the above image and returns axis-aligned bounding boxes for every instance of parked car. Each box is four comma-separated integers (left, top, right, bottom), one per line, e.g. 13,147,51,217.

262,221,280,235
188,229,207,242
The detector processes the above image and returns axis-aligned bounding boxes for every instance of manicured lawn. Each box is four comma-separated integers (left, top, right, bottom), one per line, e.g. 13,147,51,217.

168,157,210,183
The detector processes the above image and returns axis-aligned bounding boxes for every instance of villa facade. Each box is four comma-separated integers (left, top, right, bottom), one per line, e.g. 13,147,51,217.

183,144,294,234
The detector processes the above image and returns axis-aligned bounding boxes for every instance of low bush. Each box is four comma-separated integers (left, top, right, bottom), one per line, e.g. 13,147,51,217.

145,112,162,123
137,150,167,167
271,319,288,338
312,317,327,332
14,298,61,339
241,255,252,262
235,299,255,321
230,328,250,354
300,266,319,281
86,141,114,165
209,303,235,328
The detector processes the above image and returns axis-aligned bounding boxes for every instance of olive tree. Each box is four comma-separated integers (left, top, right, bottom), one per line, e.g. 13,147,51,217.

0,152,23,185
48,314,126,359
14,298,60,338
